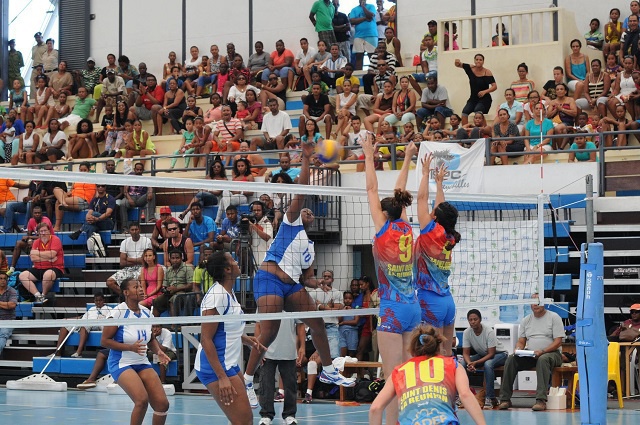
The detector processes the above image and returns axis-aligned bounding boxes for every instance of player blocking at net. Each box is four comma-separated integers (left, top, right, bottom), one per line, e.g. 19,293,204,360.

415,154,460,356
243,138,356,409
362,136,421,425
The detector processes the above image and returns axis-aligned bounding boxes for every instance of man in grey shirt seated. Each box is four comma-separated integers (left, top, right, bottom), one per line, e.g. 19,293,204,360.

498,293,564,412
461,309,508,410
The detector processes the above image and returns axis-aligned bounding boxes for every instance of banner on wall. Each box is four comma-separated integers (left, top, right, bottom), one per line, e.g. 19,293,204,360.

415,139,486,193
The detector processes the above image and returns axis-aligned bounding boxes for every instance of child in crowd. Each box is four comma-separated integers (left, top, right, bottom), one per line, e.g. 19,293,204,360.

165,66,184,92
193,246,215,303
301,71,329,101
284,134,302,163
568,131,597,162
95,104,114,144
170,117,196,169
101,102,128,157
235,101,252,129
9,79,29,121
584,18,604,50
0,116,17,163
338,291,360,358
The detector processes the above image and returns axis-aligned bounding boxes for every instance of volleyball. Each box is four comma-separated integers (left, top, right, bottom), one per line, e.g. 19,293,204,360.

315,139,341,163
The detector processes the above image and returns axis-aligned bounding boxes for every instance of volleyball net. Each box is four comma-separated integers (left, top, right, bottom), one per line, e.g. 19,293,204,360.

0,164,553,333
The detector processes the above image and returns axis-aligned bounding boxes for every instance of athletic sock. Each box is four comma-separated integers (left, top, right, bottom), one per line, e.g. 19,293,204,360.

244,373,254,384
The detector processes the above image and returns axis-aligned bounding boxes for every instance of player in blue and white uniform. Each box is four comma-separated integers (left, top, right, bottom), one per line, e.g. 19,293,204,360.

195,251,265,424
243,139,355,409
101,277,170,425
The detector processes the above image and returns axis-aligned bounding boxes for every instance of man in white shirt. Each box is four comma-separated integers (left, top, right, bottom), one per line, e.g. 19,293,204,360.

248,201,273,265
309,270,344,359
251,98,292,151
293,37,317,86
106,223,152,295
342,116,369,171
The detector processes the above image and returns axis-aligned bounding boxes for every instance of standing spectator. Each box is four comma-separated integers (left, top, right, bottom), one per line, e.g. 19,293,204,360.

0,272,17,357
375,0,388,39
462,309,508,409
120,162,155,229
309,270,344,360
69,183,116,241
310,0,337,47
383,27,403,67
454,55,497,125
332,0,352,61
75,58,102,97
498,294,564,412
7,40,24,87
30,32,47,99
251,99,292,151
248,201,273,264
338,291,360,357
153,249,195,317
185,202,218,252
257,318,304,425
106,223,152,295
7,206,52,276
18,222,64,303
415,76,453,130
349,0,378,70
41,38,58,79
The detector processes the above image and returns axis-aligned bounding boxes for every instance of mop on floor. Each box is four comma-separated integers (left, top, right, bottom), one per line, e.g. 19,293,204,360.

6,327,75,392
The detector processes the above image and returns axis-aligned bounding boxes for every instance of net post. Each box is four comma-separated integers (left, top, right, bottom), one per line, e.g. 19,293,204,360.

585,174,594,244
537,194,546,299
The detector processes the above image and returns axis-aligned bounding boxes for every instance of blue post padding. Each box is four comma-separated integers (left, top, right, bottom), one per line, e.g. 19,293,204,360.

576,243,607,425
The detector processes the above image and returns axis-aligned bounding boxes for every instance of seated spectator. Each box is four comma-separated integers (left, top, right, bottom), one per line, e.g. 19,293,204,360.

609,302,640,341
128,74,164,124
163,65,184,93
250,99,292,151
565,39,590,94
363,80,396,132
7,206,52,276
58,87,96,132
215,158,255,224
76,348,110,389
301,82,333,139
180,158,226,220
52,162,95,232
491,108,523,166
216,205,240,250
607,56,634,117
334,79,357,138
584,18,604,51
461,309,508,410
492,23,510,46
213,105,243,153
0,178,29,232
69,183,116,241
49,61,73,99
233,141,267,177
99,102,127,157
27,77,53,128
541,67,564,102
116,55,139,89
223,54,251,102
162,221,194,267
567,131,597,162
338,290,360,358
193,246,214,296
170,117,197,170
359,60,397,113
269,173,294,229
510,63,535,103
99,53,118,80
455,111,492,146
363,39,398,95
523,103,554,165
180,46,202,95
384,76,417,127
116,119,156,162
8,79,28,122
185,201,219,252
264,153,301,183
261,40,295,91
333,62,361,103
153,249,195,317
600,103,635,147
153,78,187,136
524,90,547,122
376,121,405,169
414,76,452,130
227,74,260,117
546,83,577,149
342,116,368,171
259,73,287,112
301,71,330,103
93,69,126,123
497,88,524,132
43,92,70,129
203,92,224,126
410,34,437,90
106,223,152,295
120,162,155,228
196,44,226,98
0,271,17,357
604,8,623,58
95,103,115,146
303,40,331,87
151,206,180,251
49,292,112,358
238,89,263,130
320,43,347,89
293,37,317,90
68,119,99,159
574,59,611,117
150,324,178,383
18,222,64,303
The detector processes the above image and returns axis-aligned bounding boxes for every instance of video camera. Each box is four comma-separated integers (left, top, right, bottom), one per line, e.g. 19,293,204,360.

239,213,257,236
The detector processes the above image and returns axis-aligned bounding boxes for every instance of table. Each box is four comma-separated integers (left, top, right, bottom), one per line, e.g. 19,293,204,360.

620,342,640,398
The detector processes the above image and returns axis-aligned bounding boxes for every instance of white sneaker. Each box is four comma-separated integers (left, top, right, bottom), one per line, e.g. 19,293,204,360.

70,352,81,358
284,417,298,425
35,294,48,304
258,418,272,425
319,369,356,387
246,381,259,409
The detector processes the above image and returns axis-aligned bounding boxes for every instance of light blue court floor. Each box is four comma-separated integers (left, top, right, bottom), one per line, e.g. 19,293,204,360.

1,388,639,424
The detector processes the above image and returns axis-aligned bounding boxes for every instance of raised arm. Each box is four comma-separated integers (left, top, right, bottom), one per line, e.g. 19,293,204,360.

417,153,433,227
362,132,387,231
285,140,314,223
396,142,417,222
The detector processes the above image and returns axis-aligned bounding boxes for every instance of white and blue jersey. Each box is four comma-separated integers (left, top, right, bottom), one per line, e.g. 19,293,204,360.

107,303,152,372
263,215,314,281
195,283,245,376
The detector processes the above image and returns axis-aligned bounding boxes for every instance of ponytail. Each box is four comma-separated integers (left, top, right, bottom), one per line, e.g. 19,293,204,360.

381,189,413,221
410,324,446,357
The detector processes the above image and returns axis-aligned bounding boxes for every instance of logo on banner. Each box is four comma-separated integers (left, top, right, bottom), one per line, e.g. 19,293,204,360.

417,139,486,193
430,149,469,190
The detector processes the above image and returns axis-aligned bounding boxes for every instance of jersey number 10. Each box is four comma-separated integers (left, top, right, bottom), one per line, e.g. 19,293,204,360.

398,357,445,389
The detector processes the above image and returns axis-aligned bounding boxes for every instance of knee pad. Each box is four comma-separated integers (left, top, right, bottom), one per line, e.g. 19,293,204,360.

153,410,169,417
307,360,318,375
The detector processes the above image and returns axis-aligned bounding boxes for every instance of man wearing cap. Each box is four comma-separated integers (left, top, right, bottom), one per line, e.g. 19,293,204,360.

30,32,47,99
610,303,640,341
151,207,180,251
74,58,102,97
8,40,24,87
93,68,125,123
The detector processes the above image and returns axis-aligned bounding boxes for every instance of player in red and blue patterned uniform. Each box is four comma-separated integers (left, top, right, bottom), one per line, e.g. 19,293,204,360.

370,324,487,425
364,135,421,425
415,155,461,355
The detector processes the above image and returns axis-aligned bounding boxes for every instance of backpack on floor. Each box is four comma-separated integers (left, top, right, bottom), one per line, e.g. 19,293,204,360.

88,233,106,257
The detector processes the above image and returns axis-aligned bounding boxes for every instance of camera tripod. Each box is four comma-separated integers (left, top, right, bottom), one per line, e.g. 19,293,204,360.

231,236,258,307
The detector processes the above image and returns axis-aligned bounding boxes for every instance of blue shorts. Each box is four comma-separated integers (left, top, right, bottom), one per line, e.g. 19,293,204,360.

196,364,240,386
195,191,218,206
419,290,456,328
111,363,153,382
377,299,421,334
253,269,304,301
339,326,359,351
